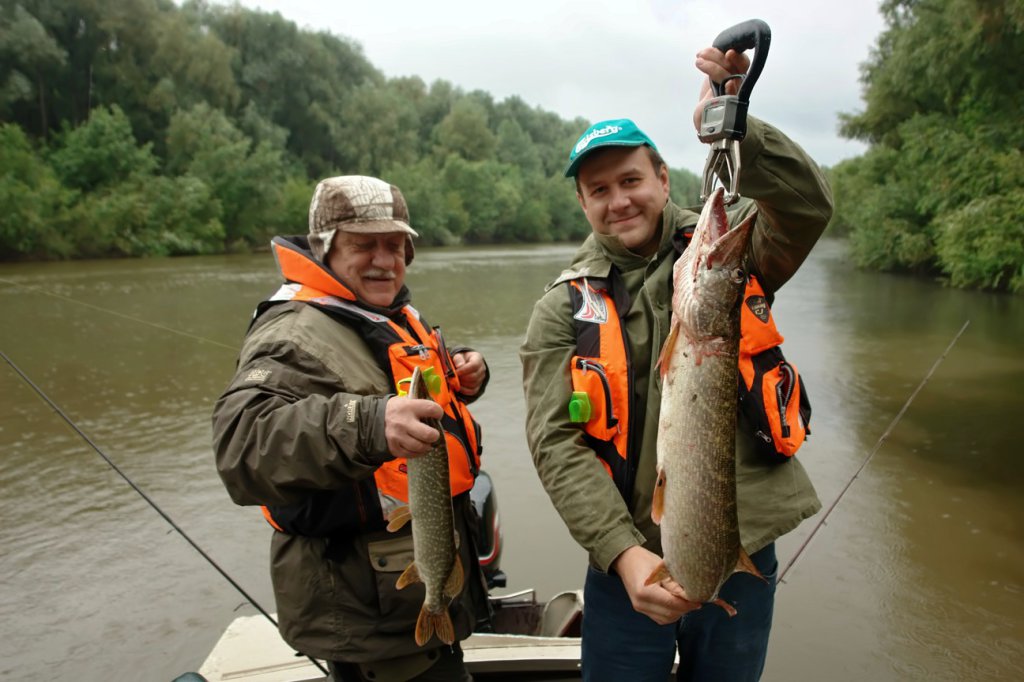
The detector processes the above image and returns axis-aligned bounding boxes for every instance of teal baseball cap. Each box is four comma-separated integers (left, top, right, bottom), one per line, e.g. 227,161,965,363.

563,118,658,178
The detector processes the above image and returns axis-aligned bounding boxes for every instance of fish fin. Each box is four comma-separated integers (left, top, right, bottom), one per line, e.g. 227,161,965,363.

416,607,455,646
395,562,421,590
386,505,412,532
435,609,456,645
643,560,673,587
651,467,666,525
656,321,681,379
734,548,766,583
711,598,737,618
444,554,465,600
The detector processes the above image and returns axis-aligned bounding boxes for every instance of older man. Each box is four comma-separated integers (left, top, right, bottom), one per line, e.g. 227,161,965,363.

213,176,490,682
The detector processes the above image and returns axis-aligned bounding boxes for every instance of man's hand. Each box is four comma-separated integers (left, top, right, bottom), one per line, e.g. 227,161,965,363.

692,47,751,131
612,545,702,625
385,396,443,458
452,351,486,397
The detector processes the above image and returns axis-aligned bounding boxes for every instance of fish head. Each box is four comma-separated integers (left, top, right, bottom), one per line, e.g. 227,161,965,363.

672,188,755,340
408,366,429,401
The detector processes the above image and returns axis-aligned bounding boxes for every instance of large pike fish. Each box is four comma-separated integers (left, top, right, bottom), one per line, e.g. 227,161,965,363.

647,186,762,616
387,367,464,645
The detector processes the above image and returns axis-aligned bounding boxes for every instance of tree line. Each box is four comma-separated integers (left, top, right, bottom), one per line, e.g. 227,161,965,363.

4,0,1018,293
829,0,1024,293
0,0,701,260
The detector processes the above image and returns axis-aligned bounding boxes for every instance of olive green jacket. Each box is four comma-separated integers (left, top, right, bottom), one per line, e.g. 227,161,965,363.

212,274,489,666
520,117,832,572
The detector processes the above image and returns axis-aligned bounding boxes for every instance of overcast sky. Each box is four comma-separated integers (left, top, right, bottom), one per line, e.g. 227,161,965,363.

228,0,886,175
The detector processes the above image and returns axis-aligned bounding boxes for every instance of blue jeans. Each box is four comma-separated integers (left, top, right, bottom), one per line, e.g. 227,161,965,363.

581,544,778,682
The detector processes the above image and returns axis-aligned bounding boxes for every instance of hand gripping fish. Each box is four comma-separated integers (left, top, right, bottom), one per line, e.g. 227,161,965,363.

386,367,464,645
647,186,764,616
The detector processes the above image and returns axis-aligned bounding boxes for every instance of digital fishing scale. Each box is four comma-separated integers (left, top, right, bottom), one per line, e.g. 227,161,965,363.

699,19,771,205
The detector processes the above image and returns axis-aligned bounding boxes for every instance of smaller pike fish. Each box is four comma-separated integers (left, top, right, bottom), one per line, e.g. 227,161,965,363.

387,367,464,646
647,187,763,616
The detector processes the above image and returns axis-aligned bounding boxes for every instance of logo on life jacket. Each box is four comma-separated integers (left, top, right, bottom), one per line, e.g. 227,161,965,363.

746,295,770,323
573,279,609,324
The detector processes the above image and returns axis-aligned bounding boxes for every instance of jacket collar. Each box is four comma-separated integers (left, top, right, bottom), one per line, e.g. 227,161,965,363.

547,202,694,290
271,235,411,316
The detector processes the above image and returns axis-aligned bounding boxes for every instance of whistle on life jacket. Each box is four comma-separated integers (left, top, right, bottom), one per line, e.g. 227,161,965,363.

568,391,592,423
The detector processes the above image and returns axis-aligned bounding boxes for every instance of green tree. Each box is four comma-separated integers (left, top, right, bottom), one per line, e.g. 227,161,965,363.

48,104,157,191
197,1,381,176
166,102,287,249
434,98,496,162
0,4,67,137
833,0,1024,291
0,122,73,258
936,190,1024,293
496,118,543,174
338,80,422,176
384,157,455,245
668,168,701,208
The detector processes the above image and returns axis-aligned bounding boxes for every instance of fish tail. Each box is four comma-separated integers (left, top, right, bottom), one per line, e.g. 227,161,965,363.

415,606,455,646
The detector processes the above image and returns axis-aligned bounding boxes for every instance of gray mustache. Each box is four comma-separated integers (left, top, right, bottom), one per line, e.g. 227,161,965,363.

362,268,397,280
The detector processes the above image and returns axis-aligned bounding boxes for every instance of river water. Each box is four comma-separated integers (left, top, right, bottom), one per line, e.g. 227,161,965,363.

0,239,1021,681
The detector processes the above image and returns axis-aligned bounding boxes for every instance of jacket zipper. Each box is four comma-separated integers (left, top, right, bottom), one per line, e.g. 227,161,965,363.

775,362,795,438
575,358,619,429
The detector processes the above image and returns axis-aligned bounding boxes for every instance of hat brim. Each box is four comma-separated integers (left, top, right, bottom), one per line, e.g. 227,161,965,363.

564,141,650,178
336,219,419,238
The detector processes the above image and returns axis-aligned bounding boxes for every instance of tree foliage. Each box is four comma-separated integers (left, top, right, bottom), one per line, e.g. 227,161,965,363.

0,0,702,261
834,0,1024,292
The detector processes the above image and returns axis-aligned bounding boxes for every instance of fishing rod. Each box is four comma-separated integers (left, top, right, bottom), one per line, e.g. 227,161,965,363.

0,349,330,677
777,319,972,584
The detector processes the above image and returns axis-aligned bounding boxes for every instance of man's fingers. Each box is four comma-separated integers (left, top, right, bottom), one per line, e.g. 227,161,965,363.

695,47,751,91
633,581,702,624
407,419,441,445
385,396,443,458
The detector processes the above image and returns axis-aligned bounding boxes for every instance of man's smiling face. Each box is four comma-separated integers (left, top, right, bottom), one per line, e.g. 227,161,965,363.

575,145,670,255
327,231,407,307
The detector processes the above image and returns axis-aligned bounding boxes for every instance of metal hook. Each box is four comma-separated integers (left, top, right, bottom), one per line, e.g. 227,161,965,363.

700,139,742,205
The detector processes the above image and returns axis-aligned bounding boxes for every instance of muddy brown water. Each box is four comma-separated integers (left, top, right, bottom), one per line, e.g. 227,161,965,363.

1,239,1021,681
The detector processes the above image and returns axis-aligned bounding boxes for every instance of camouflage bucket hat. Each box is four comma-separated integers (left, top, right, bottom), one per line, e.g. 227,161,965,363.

308,175,419,264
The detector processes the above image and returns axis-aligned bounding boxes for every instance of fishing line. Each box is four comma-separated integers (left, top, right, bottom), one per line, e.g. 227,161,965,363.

0,276,237,350
778,319,971,584
0,349,330,676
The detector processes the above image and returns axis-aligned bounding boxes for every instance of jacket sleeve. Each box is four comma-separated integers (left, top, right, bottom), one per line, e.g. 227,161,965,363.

731,116,834,296
520,287,647,572
212,312,393,508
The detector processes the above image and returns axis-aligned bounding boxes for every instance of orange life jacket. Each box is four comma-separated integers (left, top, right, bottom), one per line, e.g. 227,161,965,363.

256,237,481,536
566,234,811,494
567,273,636,501
737,275,811,462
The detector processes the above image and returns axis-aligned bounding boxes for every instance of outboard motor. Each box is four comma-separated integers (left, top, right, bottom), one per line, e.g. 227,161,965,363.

469,470,506,589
